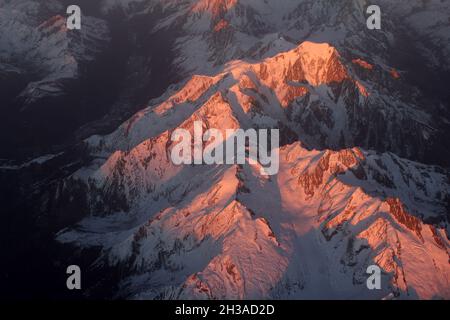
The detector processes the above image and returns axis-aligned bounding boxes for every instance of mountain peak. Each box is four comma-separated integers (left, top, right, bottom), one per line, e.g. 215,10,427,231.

296,41,337,60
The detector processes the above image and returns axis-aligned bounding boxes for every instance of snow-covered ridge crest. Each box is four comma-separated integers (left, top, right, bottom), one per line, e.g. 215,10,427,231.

86,38,435,165
58,138,450,299
86,41,352,154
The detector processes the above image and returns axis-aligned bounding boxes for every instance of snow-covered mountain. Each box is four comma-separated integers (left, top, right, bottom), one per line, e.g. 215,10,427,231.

100,0,387,74
58,139,450,299
56,39,450,299
0,0,110,109
96,0,450,165
1,0,449,300
81,39,448,171
375,0,450,70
